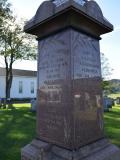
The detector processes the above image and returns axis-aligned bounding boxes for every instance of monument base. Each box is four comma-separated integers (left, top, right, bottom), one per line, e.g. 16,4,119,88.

21,138,120,160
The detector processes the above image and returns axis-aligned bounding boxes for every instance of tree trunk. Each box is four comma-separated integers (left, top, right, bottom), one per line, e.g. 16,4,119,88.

4,65,13,108
6,68,13,98
4,52,14,108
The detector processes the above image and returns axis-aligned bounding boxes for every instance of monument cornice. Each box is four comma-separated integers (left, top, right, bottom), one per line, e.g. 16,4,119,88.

24,6,113,40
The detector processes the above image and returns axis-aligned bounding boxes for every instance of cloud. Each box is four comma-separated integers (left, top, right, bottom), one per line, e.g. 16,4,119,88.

114,26,120,32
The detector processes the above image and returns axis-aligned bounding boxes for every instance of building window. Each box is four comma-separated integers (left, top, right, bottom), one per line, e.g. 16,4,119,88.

19,81,23,94
31,82,34,94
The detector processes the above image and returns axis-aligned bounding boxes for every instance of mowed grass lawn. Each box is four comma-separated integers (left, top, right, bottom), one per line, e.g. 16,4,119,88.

108,93,120,99
104,105,120,147
0,103,120,160
0,104,36,160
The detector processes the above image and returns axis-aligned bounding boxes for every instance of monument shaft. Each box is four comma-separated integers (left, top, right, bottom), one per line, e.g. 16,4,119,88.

37,29,103,149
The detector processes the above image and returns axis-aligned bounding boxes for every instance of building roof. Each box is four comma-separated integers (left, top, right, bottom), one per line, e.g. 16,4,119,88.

0,67,37,77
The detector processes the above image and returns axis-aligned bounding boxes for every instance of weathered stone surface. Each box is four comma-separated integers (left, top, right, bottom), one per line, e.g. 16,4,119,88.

37,29,73,149
21,139,51,160
84,145,120,160
21,139,120,160
36,29,104,149
85,0,103,22
35,1,55,24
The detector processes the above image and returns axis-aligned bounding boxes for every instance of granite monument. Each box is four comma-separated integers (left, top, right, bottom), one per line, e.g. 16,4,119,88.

21,0,120,159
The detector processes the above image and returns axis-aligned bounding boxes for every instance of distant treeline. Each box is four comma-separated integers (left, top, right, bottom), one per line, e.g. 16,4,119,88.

104,79,120,94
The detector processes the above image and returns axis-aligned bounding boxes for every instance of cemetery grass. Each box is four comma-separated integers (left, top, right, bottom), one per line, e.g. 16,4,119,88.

0,104,120,160
0,104,36,160
104,105,120,147
108,92,120,99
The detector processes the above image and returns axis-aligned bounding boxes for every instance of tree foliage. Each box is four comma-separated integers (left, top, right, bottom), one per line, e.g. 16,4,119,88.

101,53,113,95
0,1,37,103
101,53,113,80
0,0,11,28
0,17,37,62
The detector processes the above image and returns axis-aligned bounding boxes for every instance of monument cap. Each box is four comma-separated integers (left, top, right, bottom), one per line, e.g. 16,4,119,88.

24,0,113,39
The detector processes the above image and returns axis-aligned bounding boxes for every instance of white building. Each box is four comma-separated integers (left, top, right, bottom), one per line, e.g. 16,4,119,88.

0,67,37,99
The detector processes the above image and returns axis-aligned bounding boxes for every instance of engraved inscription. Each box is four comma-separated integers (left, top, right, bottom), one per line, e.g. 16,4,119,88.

37,29,103,149
39,84,62,102
72,32,101,78
38,32,70,104
71,30,103,147
40,109,63,131
37,30,72,147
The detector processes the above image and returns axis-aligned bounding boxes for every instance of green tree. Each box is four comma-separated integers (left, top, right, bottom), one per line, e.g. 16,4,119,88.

0,0,11,28
101,53,113,80
101,80,112,95
101,53,113,95
0,15,37,105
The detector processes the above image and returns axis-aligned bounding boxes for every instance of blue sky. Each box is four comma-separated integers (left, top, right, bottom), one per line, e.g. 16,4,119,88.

8,0,120,79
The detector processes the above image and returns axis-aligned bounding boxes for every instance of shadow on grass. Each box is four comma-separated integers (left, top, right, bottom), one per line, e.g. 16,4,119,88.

0,107,36,160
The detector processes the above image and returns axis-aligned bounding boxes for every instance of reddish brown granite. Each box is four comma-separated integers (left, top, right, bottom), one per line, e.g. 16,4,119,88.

36,29,104,149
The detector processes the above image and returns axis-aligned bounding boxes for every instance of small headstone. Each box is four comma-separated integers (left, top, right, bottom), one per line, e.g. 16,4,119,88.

30,99,37,112
116,97,120,105
103,97,113,112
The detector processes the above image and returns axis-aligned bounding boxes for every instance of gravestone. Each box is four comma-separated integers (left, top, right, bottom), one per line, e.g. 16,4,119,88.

116,97,120,105
30,99,37,112
21,0,120,159
103,97,114,112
